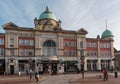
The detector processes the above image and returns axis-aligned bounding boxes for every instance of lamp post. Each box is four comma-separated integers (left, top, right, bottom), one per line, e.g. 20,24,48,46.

29,52,32,70
29,51,32,81
80,50,84,79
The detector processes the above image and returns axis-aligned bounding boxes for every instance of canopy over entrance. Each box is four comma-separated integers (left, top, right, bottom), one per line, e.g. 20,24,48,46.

41,55,59,63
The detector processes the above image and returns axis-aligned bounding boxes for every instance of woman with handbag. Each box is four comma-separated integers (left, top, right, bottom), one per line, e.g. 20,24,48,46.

35,72,39,82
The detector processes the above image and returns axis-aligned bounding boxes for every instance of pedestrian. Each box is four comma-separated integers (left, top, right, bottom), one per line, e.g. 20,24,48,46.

18,71,21,76
35,72,39,82
48,68,51,74
114,69,118,78
76,67,80,74
103,67,108,81
30,70,32,81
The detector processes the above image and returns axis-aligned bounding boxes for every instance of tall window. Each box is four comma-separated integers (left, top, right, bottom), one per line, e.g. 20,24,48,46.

43,40,57,56
19,49,24,56
10,49,14,56
19,39,24,45
30,40,34,46
19,49,34,56
0,49,4,56
10,39,14,46
25,40,29,46
80,41,83,48
0,39,4,45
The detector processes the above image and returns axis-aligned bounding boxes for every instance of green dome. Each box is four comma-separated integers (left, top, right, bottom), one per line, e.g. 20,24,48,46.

102,29,113,38
39,6,57,20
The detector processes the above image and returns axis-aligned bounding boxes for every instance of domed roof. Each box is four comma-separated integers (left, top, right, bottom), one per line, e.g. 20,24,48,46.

101,29,114,38
39,6,57,20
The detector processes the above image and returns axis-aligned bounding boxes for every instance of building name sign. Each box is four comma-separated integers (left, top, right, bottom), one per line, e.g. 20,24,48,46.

40,35,57,38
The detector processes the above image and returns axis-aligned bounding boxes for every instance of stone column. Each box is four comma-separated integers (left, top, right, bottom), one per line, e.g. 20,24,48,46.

15,58,19,74
97,59,101,70
91,61,93,70
57,33,63,56
84,58,87,71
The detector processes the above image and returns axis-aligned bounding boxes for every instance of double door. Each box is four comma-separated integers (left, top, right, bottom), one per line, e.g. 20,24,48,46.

43,63,57,74
10,65,14,74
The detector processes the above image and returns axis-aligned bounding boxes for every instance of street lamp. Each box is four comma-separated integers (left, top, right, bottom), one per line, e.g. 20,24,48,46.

80,50,84,79
29,52,32,70
29,51,32,81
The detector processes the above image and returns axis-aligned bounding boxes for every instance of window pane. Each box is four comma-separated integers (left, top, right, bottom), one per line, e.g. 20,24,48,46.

25,40,29,46
0,49,4,56
30,40,34,46
19,40,24,45
0,39,4,45
80,42,83,48
10,39,14,46
10,49,14,56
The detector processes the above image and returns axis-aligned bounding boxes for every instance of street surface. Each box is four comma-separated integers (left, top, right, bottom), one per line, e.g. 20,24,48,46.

0,72,120,84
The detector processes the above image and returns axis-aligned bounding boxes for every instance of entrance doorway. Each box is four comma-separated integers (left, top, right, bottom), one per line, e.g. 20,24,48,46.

10,65,14,74
42,63,57,74
43,63,49,74
51,63,57,75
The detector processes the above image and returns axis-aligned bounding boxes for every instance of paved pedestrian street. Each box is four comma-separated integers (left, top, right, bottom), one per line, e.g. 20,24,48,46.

0,76,34,84
70,76,120,84
0,72,120,84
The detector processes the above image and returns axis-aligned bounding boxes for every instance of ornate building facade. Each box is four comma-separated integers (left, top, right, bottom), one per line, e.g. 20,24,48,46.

0,6,114,74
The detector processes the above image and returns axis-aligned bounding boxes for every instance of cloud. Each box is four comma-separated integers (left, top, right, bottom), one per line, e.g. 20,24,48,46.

0,0,120,49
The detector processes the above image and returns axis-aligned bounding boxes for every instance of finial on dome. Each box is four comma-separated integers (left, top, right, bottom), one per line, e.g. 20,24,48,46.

45,6,51,13
105,20,108,29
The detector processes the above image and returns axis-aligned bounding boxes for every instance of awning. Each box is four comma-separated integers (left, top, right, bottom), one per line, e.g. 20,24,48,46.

40,55,59,63
49,55,58,61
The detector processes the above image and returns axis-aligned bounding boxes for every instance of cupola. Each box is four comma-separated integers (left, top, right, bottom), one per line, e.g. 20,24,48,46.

39,6,57,20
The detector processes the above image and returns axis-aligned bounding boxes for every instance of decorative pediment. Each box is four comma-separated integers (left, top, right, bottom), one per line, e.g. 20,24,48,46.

77,28,88,35
2,22,19,29
34,18,62,31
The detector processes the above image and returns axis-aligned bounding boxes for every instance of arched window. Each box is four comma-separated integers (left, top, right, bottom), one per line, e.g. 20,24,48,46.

42,40,57,56
43,40,56,47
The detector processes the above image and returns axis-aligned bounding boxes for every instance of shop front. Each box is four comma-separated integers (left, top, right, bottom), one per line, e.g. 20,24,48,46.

7,58,16,75
18,59,35,74
64,60,78,73
0,59,5,75
36,55,59,74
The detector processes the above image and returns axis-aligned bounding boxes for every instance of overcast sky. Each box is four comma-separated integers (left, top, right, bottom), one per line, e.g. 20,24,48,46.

0,0,120,50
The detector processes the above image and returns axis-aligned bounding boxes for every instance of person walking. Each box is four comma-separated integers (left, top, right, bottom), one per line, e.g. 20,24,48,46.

103,68,108,81
35,72,39,82
114,69,118,78
30,70,32,81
